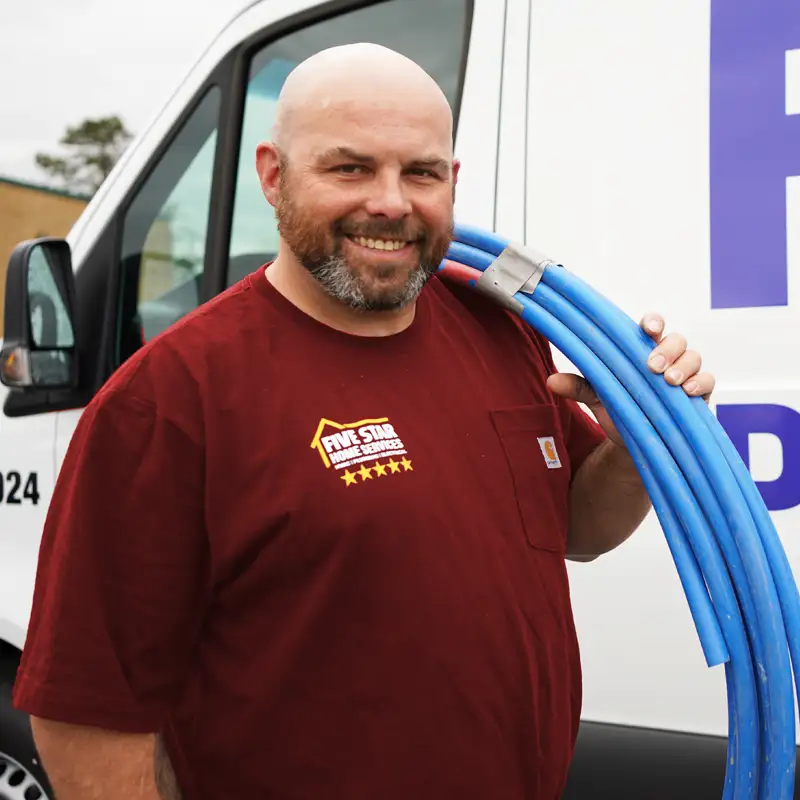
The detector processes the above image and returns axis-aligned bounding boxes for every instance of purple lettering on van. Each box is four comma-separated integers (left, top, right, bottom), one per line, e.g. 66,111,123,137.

717,403,800,511
709,0,800,308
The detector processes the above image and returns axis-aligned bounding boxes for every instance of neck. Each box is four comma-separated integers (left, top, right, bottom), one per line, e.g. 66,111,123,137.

265,251,418,337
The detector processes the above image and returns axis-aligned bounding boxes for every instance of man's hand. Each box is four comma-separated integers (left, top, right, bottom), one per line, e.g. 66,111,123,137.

546,312,716,448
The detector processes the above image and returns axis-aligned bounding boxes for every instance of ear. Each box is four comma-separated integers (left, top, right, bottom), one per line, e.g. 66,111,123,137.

450,158,461,205
255,142,283,208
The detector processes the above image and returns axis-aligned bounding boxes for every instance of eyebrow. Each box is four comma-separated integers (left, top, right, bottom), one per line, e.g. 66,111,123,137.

316,146,450,174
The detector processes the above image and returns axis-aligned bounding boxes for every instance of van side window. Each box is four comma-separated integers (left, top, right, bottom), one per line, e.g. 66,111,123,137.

225,0,470,287
117,87,221,363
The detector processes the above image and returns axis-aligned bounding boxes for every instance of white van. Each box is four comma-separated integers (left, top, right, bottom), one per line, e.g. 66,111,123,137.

0,0,797,796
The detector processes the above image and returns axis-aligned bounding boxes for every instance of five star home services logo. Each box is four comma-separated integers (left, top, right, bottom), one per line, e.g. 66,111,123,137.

310,416,413,487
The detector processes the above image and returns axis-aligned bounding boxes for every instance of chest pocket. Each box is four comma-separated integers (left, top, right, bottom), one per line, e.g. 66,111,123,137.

490,404,572,553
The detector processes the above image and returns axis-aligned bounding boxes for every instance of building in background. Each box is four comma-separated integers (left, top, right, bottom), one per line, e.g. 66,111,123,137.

0,177,88,331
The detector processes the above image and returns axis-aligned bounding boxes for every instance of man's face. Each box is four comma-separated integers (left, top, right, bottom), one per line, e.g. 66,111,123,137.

268,96,459,312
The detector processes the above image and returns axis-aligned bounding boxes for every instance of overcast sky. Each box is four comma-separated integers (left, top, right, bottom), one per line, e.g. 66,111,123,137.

0,0,250,185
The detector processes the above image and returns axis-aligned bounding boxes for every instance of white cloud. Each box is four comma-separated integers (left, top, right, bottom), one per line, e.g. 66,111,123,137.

0,0,250,184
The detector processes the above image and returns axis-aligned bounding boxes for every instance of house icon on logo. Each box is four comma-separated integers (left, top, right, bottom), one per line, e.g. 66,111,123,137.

310,416,390,468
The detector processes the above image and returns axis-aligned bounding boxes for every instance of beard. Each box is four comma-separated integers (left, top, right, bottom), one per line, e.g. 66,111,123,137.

274,175,453,312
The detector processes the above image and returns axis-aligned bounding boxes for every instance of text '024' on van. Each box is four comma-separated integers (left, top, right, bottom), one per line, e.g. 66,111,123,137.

0,1,798,797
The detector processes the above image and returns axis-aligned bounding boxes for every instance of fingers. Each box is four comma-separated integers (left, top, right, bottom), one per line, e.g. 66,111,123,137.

645,328,715,399
547,373,599,407
640,313,665,343
662,346,701,387
553,311,716,406
683,371,716,400
646,329,685,367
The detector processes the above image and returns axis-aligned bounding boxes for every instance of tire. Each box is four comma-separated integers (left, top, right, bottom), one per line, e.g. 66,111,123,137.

0,657,52,800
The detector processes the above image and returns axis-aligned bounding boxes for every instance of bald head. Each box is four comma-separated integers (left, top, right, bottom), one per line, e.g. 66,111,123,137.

272,43,453,155
256,43,459,318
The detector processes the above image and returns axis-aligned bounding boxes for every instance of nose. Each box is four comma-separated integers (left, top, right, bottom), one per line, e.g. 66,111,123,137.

363,170,412,220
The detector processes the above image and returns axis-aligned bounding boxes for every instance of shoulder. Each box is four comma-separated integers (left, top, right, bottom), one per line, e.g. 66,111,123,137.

91,270,275,432
425,275,558,371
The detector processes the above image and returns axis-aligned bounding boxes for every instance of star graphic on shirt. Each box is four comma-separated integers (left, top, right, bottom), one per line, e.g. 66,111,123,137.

400,457,413,472
341,469,358,487
386,458,402,474
373,461,388,477
358,464,374,481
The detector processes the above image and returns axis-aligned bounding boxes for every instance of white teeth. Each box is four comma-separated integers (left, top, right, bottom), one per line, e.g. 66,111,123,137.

353,236,406,251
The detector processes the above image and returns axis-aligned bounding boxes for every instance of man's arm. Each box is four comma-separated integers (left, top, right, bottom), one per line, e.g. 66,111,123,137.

565,437,652,562
12,376,207,799
546,312,716,561
30,720,182,799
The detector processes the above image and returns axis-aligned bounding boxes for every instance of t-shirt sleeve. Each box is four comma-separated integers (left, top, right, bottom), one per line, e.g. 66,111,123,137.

12,385,208,733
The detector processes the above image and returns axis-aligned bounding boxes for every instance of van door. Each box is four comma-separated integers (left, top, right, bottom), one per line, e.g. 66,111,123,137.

55,84,225,470
0,248,80,646
493,0,530,243
0,398,55,649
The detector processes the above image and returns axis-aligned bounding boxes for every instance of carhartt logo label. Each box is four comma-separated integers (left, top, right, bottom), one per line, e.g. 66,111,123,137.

310,417,414,487
538,436,562,469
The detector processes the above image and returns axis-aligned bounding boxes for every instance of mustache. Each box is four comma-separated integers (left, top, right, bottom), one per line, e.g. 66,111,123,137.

335,219,426,241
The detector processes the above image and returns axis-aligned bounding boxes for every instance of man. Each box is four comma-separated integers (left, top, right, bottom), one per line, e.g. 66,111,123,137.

13,44,713,799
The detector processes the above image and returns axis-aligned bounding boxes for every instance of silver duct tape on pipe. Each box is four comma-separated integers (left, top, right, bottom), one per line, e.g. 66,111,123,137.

475,241,558,314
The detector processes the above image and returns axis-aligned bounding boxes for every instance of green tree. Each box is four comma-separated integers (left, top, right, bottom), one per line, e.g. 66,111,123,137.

35,115,134,196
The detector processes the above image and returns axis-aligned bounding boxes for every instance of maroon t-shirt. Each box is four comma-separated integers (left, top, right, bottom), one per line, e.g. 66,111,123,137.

14,266,606,799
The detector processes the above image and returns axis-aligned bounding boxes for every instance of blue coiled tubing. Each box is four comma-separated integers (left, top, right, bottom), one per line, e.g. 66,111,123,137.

438,223,800,800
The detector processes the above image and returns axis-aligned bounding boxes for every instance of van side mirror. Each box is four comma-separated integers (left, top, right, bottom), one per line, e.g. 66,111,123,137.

0,238,78,391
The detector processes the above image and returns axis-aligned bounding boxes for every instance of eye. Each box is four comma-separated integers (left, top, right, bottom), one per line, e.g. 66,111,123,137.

408,168,440,179
334,164,369,174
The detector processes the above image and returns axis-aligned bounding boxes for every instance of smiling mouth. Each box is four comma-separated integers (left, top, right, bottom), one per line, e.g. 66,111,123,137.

346,235,412,252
